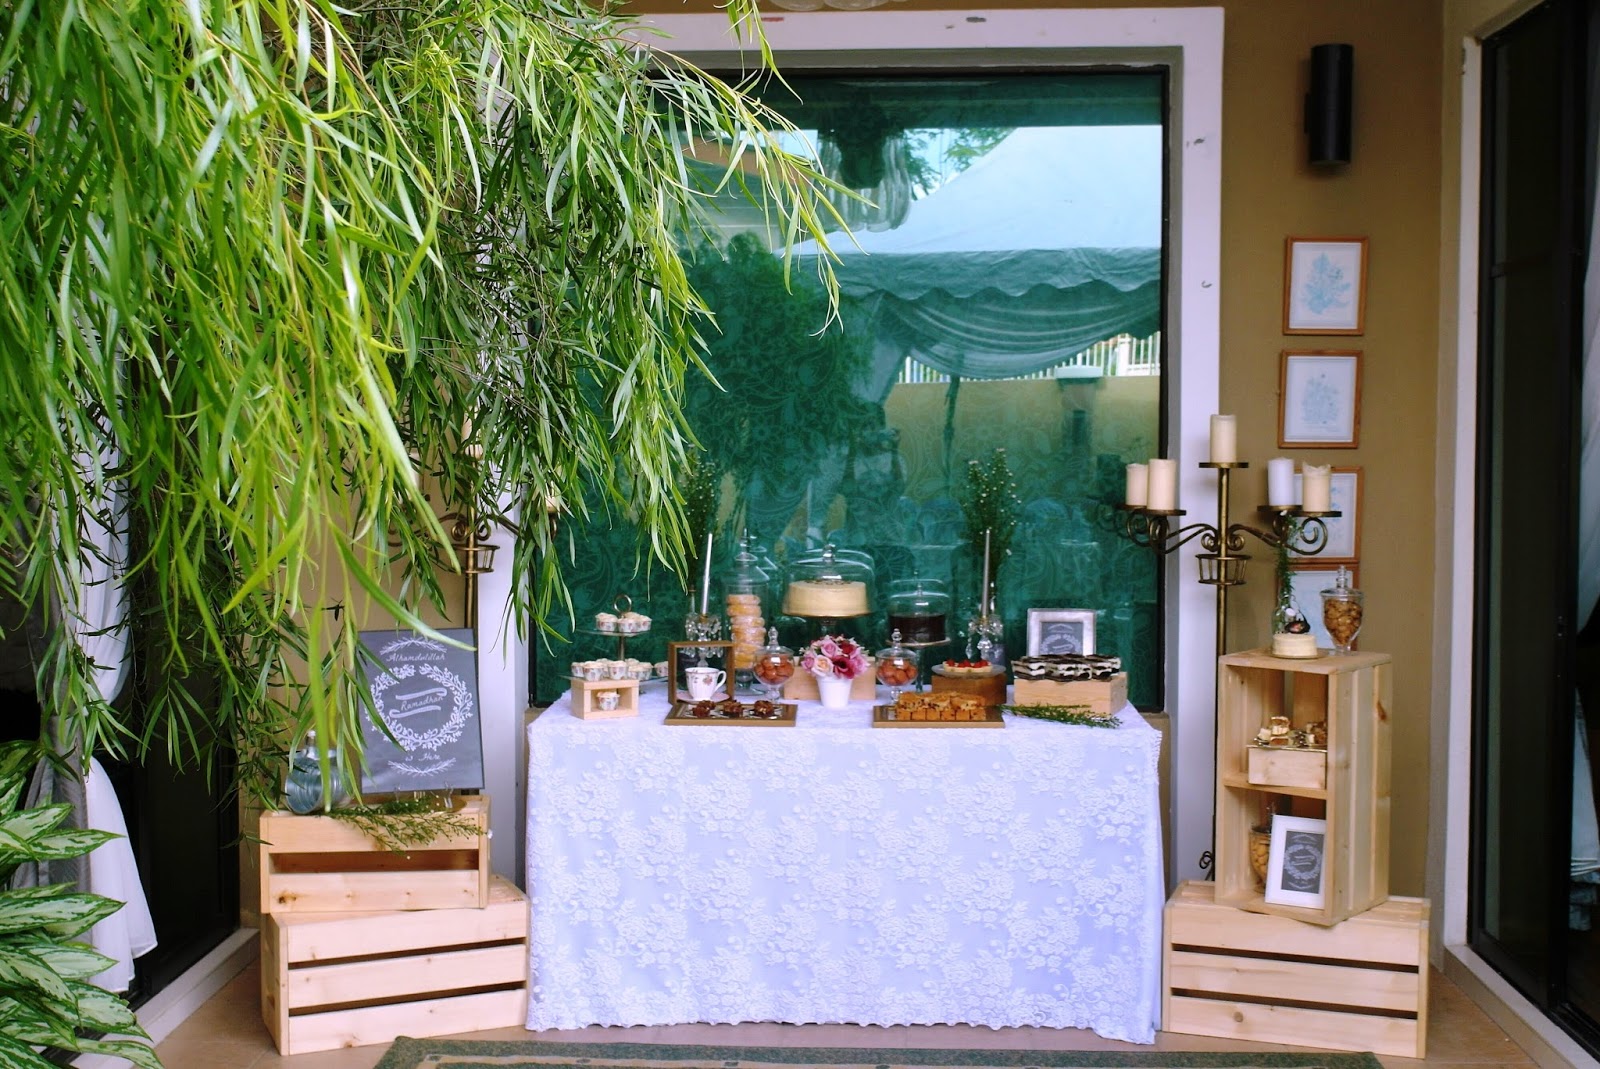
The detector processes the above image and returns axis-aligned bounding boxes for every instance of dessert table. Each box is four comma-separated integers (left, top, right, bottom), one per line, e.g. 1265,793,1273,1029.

523,686,1163,1042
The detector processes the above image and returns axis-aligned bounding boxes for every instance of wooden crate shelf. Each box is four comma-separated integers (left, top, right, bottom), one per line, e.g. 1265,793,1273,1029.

259,795,489,915
1215,648,1392,926
570,676,641,719
1163,881,1429,1059
261,874,528,1055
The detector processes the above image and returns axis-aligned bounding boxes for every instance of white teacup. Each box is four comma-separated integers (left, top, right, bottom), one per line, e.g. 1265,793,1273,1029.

685,666,726,701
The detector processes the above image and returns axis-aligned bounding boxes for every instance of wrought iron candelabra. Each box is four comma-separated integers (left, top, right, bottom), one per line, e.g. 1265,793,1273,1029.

1112,461,1339,657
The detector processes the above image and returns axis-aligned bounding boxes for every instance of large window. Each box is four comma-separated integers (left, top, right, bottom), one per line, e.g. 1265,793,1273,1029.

534,70,1165,705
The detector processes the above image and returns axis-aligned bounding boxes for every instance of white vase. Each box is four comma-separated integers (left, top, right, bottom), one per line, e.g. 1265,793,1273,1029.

816,673,853,709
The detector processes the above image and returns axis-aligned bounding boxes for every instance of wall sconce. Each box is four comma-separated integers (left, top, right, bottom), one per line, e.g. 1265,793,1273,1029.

1306,43,1353,166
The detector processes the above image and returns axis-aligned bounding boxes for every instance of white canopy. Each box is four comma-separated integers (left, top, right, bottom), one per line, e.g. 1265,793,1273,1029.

794,125,1163,389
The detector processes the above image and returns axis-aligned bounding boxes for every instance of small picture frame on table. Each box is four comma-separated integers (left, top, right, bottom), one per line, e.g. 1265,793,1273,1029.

1265,813,1329,909
1280,349,1361,448
1286,564,1359,652
666,641,734,704
1290,465,1362,562
1025,608,1097,656
1283,236,1367,334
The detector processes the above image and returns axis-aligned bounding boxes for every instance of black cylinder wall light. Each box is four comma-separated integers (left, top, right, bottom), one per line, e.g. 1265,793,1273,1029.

1305,43,1354,165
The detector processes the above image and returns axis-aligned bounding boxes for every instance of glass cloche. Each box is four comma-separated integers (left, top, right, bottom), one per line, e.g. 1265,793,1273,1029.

781,543,875,620
720,533,772,689
885,578,950,645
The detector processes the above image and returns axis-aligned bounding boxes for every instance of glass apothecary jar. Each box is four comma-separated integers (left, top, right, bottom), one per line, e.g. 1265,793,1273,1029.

875,629,919,699
752,627,796,699
1320,565,1364,654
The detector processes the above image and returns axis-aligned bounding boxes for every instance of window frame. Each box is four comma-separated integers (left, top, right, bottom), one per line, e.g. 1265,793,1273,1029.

627,7,1224,882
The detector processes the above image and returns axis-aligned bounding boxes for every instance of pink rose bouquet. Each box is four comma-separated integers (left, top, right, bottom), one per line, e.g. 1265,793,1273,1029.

799,634,870,680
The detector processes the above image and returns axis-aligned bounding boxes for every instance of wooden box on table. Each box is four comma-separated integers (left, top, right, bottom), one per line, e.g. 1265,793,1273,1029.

1011,672,1128,716
570,676,641,719
260,874,528,1055
1163,880,1429,1059
258,795,489,915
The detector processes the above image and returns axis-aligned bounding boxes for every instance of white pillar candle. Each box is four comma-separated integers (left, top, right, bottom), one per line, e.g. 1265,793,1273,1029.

1302,463,1332,513
1147,458,1179,511
1209,414,1237,464
1125,463,1149,507
1267,457,1297,508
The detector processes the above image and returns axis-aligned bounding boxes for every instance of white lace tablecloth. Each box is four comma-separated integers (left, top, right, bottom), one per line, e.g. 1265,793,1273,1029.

524,687,1163,1042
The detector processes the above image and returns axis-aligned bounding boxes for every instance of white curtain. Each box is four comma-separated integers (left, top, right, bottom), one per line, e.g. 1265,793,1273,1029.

46,476,157,992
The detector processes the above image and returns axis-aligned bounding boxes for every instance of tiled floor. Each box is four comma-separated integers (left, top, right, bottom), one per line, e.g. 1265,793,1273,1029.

157,960,1535,1069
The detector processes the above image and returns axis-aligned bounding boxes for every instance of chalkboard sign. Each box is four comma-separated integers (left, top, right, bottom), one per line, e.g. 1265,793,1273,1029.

356,629,484,793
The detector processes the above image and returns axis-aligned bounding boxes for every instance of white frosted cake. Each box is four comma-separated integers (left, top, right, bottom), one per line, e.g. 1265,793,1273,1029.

782,579,868,618
1271,632,1319,658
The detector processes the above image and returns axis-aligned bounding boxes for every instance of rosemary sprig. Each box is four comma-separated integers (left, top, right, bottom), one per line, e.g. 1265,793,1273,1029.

326,796,481,853
1003,703,1121,729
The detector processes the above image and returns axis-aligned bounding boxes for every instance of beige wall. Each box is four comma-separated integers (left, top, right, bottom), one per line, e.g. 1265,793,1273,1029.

629,0,1446,894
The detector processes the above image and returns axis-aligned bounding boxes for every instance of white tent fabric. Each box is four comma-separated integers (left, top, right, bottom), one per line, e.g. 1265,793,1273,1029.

794,125,1162,392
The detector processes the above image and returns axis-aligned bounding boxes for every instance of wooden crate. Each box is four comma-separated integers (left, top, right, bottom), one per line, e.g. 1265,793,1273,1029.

259,795,489,915
261,875,528,1055
570,676,640,719
1215,649,1392,925
1012,672,1128,715
1163,881,1429,1059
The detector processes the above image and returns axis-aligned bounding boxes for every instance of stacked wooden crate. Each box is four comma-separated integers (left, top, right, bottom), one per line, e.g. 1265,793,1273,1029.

258,795,528,1055
1162,649,1431,1059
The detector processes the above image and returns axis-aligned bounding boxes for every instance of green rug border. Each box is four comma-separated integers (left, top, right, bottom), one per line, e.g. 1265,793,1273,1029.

373,1038,1383,1069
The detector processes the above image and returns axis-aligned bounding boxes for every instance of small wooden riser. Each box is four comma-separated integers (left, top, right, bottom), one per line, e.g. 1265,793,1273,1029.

1166,994,1422,1059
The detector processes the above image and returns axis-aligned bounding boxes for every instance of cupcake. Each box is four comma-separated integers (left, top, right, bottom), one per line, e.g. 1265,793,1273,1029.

594,612,619,632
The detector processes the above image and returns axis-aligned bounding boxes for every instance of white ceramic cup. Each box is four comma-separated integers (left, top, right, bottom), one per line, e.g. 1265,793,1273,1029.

685,666,726,701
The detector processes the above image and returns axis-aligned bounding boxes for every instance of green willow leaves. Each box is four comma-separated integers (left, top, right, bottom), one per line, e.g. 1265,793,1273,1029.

0,0,844,800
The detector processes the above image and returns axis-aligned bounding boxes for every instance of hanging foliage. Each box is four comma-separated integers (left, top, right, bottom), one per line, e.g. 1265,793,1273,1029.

0,0,845,802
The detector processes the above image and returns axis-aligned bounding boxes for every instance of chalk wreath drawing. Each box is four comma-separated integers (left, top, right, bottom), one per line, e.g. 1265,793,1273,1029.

358,629,484,792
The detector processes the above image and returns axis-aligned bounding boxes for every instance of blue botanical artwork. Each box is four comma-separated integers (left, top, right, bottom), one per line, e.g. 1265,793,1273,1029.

1298,253,1352,317
1297,372,1342,431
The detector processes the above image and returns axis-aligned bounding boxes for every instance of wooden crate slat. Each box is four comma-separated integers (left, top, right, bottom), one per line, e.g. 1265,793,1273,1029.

1165,994,1421,1059
279,878,526,962
260,796,489,915
1167,949,1419,1013
278,989,527,1055
287,944,526,1007
268,870,484,914
1167,887,1427,966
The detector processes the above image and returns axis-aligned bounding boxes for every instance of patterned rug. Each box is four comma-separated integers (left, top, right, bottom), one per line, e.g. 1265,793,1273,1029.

372,1040,1384,1069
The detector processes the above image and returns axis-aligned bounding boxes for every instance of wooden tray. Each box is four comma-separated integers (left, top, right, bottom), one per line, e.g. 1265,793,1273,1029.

665,700,797,726
872,704,1005,728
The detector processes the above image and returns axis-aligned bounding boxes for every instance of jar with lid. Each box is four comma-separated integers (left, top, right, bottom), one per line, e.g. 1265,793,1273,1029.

720,533,772,689
283,731,348,815
1320,565,1364,654
875,629,919,699
885,578,950,646
752,627,796,699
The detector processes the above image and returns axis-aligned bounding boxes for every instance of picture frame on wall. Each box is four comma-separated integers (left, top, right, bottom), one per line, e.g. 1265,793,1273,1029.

1290,465,1362,562
1287,564,1359,651
1279,349,1362,448
1025,608,1097,656
1265,813,1329,909
1283,236,1367,334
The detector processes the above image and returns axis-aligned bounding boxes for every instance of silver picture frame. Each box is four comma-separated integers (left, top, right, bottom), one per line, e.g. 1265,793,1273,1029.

1025,608,1097,657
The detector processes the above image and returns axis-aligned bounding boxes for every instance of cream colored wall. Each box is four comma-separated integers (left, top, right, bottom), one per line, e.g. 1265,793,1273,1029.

627,0,1446,894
